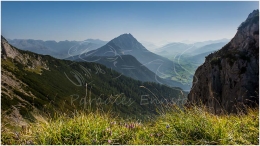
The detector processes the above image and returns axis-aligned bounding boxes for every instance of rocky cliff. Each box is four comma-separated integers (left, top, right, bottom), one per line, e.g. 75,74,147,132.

1,36,49,71
187,10,259,114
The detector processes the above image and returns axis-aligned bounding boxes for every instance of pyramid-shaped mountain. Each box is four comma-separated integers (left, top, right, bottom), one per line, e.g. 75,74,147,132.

69,33,189,90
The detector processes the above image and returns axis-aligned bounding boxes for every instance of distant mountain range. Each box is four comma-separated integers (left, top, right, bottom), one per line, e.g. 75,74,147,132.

188,42,228,55
154,42,194,58
140,41,159,52
7,38,108,59
155,39,229,58
174,42,229,66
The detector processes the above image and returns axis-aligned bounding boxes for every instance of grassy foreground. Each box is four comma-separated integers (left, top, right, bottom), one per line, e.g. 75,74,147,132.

1,107,259,145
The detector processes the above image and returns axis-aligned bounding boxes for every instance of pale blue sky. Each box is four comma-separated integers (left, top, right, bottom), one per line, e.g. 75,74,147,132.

1,1,259,43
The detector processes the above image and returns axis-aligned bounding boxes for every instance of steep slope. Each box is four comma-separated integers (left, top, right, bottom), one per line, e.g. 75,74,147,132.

7,39,107,59
78,33,176,75
187,10,259,114
79,54,164,83
75,54,186,89
1,36,185,127
68,33,191,90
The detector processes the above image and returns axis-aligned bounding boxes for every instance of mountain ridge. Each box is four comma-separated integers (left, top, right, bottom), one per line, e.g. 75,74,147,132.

7,38,108,59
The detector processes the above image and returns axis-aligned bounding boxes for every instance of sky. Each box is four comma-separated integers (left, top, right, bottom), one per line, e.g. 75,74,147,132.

1,1,259,45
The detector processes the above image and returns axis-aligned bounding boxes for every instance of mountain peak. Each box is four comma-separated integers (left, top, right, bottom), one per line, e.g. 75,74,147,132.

238,9,259,31
116,33,135,40
108,33,146,51
248,9,259,19
121,33,133,36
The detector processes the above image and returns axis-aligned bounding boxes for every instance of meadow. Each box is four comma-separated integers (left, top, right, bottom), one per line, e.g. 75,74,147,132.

1,106,258,145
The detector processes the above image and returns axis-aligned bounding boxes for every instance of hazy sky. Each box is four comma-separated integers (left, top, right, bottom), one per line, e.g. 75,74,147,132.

1,1,259,44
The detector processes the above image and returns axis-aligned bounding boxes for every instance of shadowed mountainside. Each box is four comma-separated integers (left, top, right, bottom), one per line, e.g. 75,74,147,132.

187,10,259,114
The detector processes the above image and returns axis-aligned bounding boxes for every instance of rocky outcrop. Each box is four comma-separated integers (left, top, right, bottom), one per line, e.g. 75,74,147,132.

1,36,49,72
1,36,21,59
187,10,259,114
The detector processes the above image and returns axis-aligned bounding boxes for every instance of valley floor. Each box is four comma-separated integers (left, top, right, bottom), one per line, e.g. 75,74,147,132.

1,107,259,145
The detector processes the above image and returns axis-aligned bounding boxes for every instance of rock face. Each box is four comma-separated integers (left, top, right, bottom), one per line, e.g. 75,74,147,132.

1,36,21,59
187,10,259,114
1,36,49,71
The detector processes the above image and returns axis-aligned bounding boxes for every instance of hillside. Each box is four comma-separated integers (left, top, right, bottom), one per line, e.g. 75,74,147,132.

72,54,188,90
1,36,186,128
68,33,191,90
187,10,259,113
75,54,164,83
